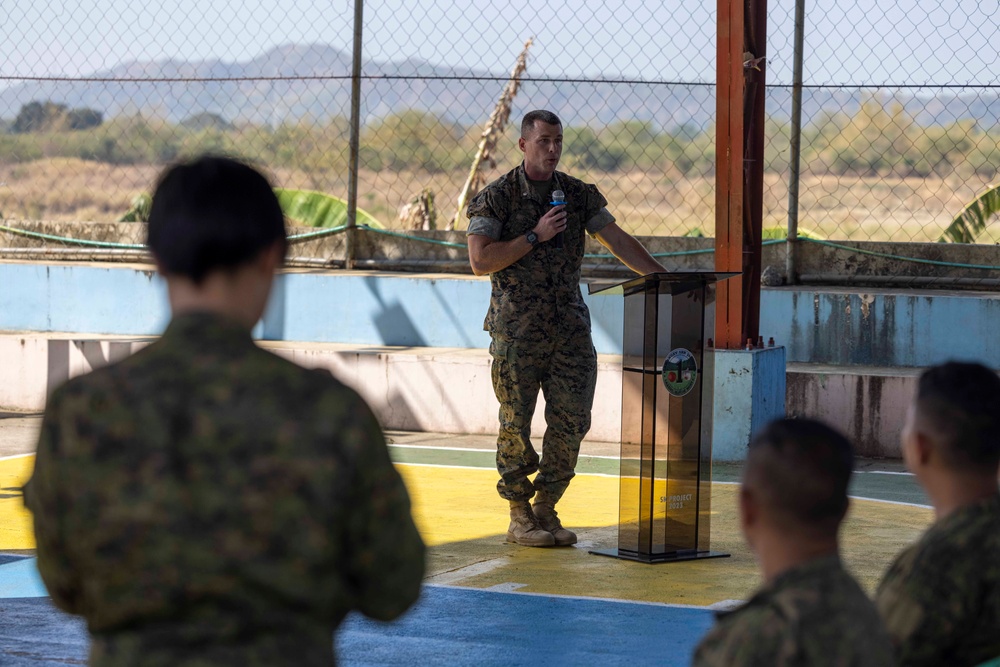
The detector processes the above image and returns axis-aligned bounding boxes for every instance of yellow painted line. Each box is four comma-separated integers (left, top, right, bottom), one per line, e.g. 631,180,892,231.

0,455,34,550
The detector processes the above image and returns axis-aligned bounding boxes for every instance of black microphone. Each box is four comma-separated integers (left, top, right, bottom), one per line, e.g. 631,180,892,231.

551,189,566,249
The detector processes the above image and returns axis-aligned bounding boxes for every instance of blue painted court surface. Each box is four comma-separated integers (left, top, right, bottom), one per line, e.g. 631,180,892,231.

0,555,713,666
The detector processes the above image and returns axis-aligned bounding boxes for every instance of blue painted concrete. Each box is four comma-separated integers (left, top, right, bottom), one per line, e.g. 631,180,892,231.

5,262,1000,367
762,288,1000,367
0,576,715,666
0,263,624,353
0,557,48,599
713,347,787,461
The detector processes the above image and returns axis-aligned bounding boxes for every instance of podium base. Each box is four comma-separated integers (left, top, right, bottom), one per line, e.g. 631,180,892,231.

588,548,730,564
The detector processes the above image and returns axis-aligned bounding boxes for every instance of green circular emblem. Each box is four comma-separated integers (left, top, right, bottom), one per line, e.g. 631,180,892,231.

662,348,698,397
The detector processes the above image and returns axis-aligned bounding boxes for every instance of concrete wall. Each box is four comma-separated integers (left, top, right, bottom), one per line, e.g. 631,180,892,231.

762,287,1000,367
0,333,624,443
5,260,999,458
0,262,623,356
786,365,918,458
5,262,1000,369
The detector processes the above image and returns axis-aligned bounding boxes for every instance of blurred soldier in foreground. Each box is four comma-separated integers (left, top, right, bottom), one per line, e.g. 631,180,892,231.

693,418,894,666
24,155,425,666
466,109,665,547
876,361,1000,666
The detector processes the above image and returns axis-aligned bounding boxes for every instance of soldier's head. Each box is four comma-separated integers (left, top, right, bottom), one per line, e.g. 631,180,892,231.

147,155,287,327
740,418,854,558
519,110,562,180
903,362,1000,483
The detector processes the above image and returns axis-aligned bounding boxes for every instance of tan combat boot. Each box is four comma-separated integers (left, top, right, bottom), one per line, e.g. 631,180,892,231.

532,500,577,546
507,501,555,547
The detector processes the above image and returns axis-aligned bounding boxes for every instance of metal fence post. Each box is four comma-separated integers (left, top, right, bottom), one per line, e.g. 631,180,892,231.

345,0,365,270
786,0,806,284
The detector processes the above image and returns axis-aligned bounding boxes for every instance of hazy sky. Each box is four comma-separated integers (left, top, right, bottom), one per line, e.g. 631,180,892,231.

1,0,998,89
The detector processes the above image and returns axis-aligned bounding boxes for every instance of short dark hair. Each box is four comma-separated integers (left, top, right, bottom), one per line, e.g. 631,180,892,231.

147,155,287,284
520,110,562,138
745,418,854,535
915,361,1000,472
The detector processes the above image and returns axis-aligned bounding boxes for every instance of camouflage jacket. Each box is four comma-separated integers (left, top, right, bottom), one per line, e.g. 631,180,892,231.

693,554,894,667
24,312,425,666
875,493,1000,667
466,162,615,342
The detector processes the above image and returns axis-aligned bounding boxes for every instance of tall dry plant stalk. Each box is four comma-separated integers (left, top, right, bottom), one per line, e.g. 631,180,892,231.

447,37,533,230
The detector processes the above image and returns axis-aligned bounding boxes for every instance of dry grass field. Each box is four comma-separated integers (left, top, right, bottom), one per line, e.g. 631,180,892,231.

1,158,996,243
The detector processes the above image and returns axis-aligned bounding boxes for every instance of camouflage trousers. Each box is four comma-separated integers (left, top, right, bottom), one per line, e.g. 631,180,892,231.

489,330,598,503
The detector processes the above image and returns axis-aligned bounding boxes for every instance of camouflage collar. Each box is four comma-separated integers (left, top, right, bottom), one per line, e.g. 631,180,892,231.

163,311,255,346
717,553,843,619
515,162,565,204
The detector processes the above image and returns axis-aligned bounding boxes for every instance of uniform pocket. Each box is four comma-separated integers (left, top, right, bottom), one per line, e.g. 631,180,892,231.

489,338,511,361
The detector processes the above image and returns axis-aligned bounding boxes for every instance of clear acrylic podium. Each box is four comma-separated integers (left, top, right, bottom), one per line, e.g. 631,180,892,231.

588,272,738,564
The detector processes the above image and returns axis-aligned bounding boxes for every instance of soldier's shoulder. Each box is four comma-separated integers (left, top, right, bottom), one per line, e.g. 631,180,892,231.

555,169,591,189
694,598,790,666
479,166,519,193
717,594,793,638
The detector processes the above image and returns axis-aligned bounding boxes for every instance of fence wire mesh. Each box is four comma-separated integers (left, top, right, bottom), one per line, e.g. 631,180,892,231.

1,0,999,267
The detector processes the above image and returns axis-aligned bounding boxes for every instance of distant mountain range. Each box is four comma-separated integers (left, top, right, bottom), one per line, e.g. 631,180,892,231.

2,43,998,130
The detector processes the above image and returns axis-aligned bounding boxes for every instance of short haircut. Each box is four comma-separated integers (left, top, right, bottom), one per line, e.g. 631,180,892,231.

914,361,1000,472
147,155,287,284
745,418,854,536
520,110,562,138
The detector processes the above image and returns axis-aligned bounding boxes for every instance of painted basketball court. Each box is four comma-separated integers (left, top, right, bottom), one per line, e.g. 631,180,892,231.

0,424,932,665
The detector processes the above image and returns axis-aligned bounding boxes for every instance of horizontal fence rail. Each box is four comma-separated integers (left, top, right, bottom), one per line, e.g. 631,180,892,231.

1,0,999,283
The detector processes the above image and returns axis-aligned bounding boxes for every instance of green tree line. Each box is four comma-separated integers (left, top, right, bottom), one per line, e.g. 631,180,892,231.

2,101,998,180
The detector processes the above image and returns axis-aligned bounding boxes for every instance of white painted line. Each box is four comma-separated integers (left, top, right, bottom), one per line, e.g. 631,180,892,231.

388,443,620,460
707,599,745,611
424,557,513,585
483,582,528,593
0,453,33,462
389,444,493,453
856,470,914,476
425,582,717,610
850,496,931,510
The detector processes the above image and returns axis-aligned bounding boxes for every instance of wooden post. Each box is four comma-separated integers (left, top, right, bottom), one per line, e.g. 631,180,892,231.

715,0,766,349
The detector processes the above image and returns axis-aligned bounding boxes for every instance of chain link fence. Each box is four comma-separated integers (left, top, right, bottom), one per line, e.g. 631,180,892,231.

1,0,999,265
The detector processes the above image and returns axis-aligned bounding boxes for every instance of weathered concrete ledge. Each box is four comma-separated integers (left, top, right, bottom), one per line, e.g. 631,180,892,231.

0,332,624,443
0,331,925,459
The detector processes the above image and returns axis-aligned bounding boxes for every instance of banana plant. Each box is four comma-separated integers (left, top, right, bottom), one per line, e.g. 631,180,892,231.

275,188,383,229
939,183,1000,243
118,193,152,222
115,188,384,229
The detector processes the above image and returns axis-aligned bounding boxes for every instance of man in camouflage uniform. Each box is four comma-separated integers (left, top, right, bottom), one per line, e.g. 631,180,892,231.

466,110,665,547
24,156,425,666
693,419,894,666
875,361,1000,666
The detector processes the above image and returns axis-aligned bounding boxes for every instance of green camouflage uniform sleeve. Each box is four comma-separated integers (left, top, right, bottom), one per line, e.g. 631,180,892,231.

342,398,426,620
582,183,615,234
23,386,82,614
876,541,970,666
693,605,797,667
466,178,510,239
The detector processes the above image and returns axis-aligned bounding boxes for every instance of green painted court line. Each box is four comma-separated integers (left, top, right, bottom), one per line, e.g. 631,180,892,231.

387,446,930,506
388,445,620,476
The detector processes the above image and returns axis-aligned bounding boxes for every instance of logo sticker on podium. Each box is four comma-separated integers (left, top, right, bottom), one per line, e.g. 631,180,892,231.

662,348,698,397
